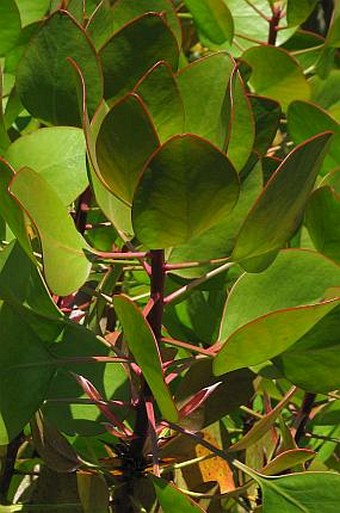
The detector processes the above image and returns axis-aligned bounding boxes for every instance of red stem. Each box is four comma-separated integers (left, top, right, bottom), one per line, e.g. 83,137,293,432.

268,5,281,45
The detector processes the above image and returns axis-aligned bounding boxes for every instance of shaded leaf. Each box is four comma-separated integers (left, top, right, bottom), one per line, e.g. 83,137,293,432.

113,295,178,422
0,0,21,57
99,12,179,103
77,472,109,513
6,127,87,206
31,411,80,473
232,133,332,272
134,61,185,143
287,0,318,25
0,159,30,254
168,161,262,278
95,93,160,204
249,95,281,156
227,69,255,172
305,186,340,264
288,100,340,174
87,0,181,49
152,476,206,512
0,302,55,444
16,10,103,125
132,134,239,249
9,167,91,296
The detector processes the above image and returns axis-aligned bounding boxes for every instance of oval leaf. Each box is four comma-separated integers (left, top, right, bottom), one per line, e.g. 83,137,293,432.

215,249,340,374
152,476,206,512
16,10,103,126
99,12,179,103
134,61,185,143
177,52,234,149
6,127,87,206
184,0,234,45
9,167,91,296
242,46,310,111
132,134,240,249
95,93,160,204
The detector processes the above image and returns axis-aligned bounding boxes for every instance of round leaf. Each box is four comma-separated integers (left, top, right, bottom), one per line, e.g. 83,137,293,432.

16,10,103,126
6,127,87,206
132,134,240,249
242,46,310,111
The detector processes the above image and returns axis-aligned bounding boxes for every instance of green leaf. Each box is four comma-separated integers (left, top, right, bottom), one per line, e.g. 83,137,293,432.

16,10,103,126
31,411,80,473
242,46,310,111
228,388,296,452
274,305,340,393
232,132,332,272
261,449,315,475
113,295,178,422
249,95,281,156
227,69,255,172
77,472,109,513
168,160,262,278
87,0,182,50
132,134,240,249
0,302,55,444
152,476,206,512
44,322,130,437
0,0,21,57
9,167,91,296
0,159,31,254
95,93,160,204
288,100,340,175
177,52,234,149
214,249,340,374
99,12,179,103
15,0,50,26
184,0,233,45
135,61,185,143
224,0,295,53
237,461,340,513
286,0,318,25
6,127,87,206
305,186,340,264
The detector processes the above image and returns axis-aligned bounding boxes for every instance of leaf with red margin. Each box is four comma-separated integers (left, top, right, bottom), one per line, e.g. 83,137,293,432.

232,132,332,272
99,12,179,102
113,295,178,422
95,93,160,204
215,249,340,375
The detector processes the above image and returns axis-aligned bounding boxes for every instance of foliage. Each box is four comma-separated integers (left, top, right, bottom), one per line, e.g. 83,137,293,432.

0,0,340,511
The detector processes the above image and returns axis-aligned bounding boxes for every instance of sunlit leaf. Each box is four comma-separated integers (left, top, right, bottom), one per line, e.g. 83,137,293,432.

184,0,234,45
177,52,234,149
242,46,310,111
215,249,340,374
113,295,178,422
152,476,206,512
9,167,91,296
6,127,88,206
232,132,332,272
133,134,239,249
